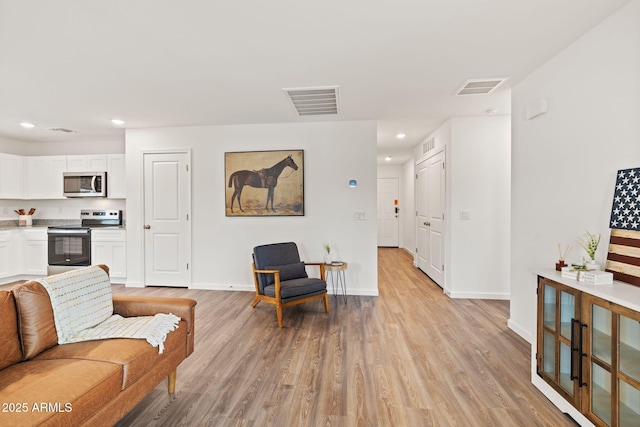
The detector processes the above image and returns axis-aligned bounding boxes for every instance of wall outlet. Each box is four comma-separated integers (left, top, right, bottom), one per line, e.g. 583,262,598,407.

460,209,471,220
354,211,367,221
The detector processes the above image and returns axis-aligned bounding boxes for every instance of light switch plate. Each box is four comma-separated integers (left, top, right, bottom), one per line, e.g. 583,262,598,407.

460,209,471,220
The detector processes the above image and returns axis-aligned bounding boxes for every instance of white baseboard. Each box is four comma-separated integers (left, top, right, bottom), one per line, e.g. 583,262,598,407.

447,291,510,300
124,280,145,288
188,282,379,296
508,318,532,343
190,283,254,291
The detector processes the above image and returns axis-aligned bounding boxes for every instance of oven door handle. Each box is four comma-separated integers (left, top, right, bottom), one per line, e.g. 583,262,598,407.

48,229,91,234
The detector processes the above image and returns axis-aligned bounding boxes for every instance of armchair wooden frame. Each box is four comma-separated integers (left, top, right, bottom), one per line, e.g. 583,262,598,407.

251,262,330,328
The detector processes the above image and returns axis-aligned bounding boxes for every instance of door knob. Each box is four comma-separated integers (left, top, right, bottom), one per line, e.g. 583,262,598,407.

143,225,151,229
424,221,431,226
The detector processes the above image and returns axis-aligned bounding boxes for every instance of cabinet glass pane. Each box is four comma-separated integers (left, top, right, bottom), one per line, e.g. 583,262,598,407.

592,363,612,426
592,304,612,365
543,331,555,377
560,291,575,339
544,284,556,330
619,314,640,381
619,379,640,427
559,341,574,394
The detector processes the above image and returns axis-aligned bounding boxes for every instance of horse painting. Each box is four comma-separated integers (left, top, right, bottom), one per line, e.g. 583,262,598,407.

228,154,299,213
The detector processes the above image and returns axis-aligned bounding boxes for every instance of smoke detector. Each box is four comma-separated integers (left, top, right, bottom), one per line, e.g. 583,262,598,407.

455,78,506,95
283,86,340,116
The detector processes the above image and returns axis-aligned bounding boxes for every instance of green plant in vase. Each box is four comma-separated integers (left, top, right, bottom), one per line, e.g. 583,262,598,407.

323,244,332,264
577,231,600,265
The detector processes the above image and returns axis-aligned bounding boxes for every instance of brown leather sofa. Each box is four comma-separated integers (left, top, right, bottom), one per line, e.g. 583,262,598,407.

0,265,196,427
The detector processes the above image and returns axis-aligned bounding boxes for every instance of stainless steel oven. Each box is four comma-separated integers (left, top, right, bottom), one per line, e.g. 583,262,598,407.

47,227,91,275
46,209,123,275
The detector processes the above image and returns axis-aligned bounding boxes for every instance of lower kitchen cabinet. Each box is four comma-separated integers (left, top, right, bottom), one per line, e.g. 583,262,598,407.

22,228,48,275
91,229,126,279
0,230,15,278
536,274,640,427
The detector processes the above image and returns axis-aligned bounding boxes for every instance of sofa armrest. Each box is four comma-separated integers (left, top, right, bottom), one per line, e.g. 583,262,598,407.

112,296,196,334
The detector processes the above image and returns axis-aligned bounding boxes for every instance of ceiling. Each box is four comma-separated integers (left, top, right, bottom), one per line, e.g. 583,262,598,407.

0,1,630,164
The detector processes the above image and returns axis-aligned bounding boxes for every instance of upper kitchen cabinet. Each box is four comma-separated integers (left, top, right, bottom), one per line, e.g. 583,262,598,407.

25,156,67,199
107,154,125,199
0,153,24,199
67,154,124,198
66,155,108,172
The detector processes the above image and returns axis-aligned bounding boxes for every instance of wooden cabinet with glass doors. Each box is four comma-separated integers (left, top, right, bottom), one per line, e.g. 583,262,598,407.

537,276,640,427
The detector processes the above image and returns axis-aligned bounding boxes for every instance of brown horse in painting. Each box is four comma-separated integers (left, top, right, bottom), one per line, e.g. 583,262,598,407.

228,155,299,212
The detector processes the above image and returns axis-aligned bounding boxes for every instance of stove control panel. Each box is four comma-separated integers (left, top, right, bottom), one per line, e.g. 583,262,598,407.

80,209,123,226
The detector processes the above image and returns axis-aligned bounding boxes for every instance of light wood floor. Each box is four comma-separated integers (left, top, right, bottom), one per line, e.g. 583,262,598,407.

13,249,576,426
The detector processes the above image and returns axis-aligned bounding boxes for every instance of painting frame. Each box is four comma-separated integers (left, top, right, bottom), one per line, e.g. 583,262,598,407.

225,149,304,217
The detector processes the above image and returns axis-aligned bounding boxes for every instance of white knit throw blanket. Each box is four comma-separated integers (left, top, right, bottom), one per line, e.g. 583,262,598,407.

37,265,180,354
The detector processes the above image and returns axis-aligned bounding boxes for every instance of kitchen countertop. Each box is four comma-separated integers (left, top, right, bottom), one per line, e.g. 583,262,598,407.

0,220,125,230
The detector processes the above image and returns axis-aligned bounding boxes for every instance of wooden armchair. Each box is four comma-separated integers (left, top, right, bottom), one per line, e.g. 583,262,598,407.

251,242,329,327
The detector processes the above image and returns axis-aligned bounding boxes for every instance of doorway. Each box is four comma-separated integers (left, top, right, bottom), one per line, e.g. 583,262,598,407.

416,150,445,288
377,178,399,247
142,151,191,287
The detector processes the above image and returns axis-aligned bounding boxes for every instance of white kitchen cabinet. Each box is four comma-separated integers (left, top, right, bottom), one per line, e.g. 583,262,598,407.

22,228,48,276
107,154,126,199
66,155,108,172
0,154,24,199
0,230,16,278
91,229,126,279
25,156,67,199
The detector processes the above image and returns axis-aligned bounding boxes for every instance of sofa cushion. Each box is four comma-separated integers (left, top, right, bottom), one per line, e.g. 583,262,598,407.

34,320,188,390
12,281,59,360
0,358,122,426
0,290,22,370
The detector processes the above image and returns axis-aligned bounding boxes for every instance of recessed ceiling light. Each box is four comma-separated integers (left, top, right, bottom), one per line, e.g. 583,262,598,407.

385,156,392,161
20,122,35,128
111,119,125,125
396,133,406,139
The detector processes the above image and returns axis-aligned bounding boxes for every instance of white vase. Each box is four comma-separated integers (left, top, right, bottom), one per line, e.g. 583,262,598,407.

325,254,332,265
586,259,600,270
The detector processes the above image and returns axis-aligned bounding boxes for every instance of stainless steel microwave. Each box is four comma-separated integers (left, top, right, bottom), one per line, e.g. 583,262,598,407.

63,171,107,197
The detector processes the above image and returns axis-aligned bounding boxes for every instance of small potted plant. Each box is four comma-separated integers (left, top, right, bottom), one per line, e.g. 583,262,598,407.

577,231,600,269
323,244,332,265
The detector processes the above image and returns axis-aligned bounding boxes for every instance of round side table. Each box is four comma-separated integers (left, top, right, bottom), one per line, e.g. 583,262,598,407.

325,261,347,304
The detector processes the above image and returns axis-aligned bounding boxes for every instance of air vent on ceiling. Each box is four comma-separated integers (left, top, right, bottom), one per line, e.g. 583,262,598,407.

283,86,340,116
455,78,506,95
47,127,76,133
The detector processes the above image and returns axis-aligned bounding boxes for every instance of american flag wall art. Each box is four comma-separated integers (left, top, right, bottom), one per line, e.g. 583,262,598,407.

606,167,640,287
609,167,640,230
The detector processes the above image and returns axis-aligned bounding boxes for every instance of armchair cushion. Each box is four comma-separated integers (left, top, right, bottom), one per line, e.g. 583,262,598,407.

264,262,308,286
264,277,326,300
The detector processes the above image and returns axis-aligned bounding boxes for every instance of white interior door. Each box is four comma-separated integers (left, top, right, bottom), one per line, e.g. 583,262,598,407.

377,178,399,247
416,150,445,287
143,152,191,287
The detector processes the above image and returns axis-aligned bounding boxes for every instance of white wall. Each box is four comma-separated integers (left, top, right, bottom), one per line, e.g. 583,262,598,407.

125,121,379,295
412,116,510,299
510,0,640,342
401,158,415,255
0,137,124,156
449,116,511,299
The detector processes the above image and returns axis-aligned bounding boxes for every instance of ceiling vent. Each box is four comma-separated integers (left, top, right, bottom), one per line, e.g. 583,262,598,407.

455,78,506,95
47,127,76,133
283,86,340,116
